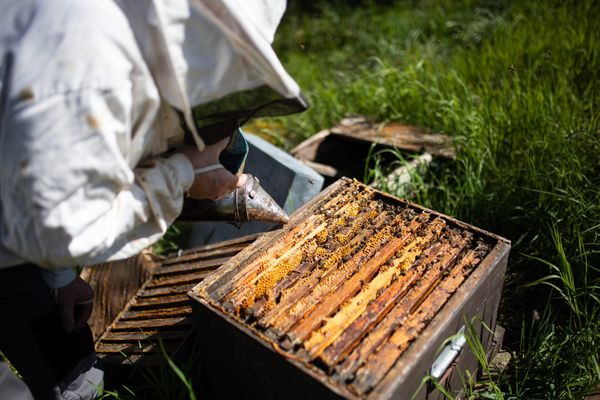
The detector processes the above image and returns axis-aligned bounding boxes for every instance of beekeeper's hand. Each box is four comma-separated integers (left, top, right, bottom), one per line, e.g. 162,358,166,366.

178,137,246,200
55,276,94,333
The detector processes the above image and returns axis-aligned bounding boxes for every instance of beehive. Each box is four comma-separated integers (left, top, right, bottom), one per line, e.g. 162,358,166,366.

190,178,510,399
93,234,259,367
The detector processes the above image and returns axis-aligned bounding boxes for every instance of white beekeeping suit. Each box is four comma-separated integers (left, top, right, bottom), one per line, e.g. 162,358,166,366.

0,0,306,276
0,1,306,398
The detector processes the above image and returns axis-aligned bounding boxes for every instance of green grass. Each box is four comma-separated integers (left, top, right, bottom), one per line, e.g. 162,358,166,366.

103,1,599,398
153,222,193,256
98,339,201,400
268,0,600,397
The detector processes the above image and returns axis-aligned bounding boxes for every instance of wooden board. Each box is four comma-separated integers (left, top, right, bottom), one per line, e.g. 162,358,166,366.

89,234,259,368
80,252,157,341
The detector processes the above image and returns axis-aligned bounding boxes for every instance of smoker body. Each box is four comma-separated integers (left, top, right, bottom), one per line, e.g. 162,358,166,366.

189,178,510,399
179,174,289,226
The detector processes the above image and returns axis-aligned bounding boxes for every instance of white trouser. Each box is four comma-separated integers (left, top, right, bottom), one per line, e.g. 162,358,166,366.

0,361,34,400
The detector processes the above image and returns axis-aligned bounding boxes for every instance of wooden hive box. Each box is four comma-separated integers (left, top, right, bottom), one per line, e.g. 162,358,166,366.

290,116,455,187
87,234,259,384
189,178,510,399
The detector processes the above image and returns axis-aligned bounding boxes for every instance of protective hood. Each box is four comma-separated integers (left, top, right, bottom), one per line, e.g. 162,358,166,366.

118,0,307,150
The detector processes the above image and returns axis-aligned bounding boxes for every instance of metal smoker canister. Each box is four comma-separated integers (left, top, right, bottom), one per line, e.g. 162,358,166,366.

179,174,289,226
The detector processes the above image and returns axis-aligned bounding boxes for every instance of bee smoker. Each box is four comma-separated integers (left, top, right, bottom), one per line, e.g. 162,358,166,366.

179,174,289,226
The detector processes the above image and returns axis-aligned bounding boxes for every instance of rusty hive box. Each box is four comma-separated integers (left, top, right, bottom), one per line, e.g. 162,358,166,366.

189,178,510,399
94,234,258,368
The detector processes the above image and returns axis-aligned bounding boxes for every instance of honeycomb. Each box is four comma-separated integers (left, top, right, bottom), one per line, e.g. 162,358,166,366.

199,181,493,396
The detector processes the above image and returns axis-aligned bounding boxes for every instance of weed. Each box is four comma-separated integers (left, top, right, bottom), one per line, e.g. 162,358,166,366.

153,223,193,256
98,339,201,400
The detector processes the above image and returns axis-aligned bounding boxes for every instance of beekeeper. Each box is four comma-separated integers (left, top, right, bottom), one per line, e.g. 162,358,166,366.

0,0,307,398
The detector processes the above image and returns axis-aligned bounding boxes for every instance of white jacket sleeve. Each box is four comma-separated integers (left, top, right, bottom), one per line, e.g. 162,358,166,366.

0,86,194,269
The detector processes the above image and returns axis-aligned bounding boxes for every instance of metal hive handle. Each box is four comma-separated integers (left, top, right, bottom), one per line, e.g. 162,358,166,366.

430,325,466,380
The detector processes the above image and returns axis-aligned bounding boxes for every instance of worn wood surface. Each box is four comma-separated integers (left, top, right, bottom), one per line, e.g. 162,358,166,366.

250,211,391,320
336,230,472,383
119,305,192,321
300,218,447,360
224,188,368,309
279,223,394,343
350,234,477,394
224,188,374,317
260,214,389,336
320,232,453,368
93,234,258,369
80,252,157,341
198,183,355,297
332,116,456,159
189,178,510,399
288,214,438,349
373,242,508,400
132,293,190,308
156,256,232,275
205,185,362,302
291,116,456,164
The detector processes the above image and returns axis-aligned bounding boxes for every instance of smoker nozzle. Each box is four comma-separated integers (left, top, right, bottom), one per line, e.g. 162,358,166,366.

179,174,289,226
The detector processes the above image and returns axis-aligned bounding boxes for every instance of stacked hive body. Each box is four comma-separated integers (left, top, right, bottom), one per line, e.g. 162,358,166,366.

192,179,510,399
95,235,258,366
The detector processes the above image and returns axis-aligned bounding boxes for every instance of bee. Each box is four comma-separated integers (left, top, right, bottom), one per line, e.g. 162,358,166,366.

260,298,276,315
302,241,317,258
334,232,350,245
379,261,392,274
279,277,306,302
335,216,348,227
346,202,360,217
314,247,328,258
315,227,329,244
315,228,328,244
337,209,379,245
321,243,354,270
321,252,342,270
363,225,391,253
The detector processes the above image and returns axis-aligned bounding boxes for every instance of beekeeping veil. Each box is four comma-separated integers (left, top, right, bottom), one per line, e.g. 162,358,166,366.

118,0,307,150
